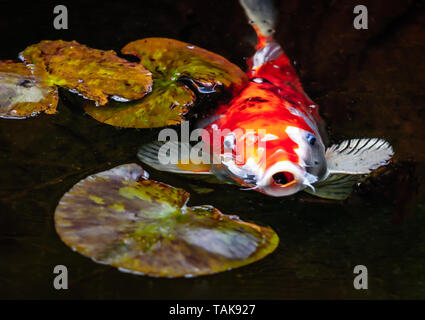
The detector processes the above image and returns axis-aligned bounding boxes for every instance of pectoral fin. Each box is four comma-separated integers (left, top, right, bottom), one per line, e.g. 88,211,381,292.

325,138,394,174
304,174,360,200
137,141,213,175
307,138,394,200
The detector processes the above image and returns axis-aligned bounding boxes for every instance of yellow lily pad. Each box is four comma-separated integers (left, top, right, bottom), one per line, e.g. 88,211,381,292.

0,60,58,119
84,38,248,128
54,164,278,277
20,40,152,106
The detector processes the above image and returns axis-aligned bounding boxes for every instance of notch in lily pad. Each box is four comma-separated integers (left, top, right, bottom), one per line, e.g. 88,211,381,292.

0,60,58,119
83,38,248,128
20,40,153,106
54,163,278,277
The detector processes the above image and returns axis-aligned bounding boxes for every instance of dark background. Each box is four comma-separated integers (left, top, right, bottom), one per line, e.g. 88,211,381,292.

0,0,424,299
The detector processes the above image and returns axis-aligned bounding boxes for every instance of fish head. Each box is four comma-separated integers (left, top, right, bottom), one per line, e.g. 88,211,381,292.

254,125,328,197
209,109,327,197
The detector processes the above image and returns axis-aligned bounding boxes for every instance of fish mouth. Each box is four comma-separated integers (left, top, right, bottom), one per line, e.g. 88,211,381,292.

256,161,317,197
271,171,296,187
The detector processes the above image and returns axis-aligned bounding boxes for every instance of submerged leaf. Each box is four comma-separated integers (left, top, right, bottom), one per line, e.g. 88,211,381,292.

0,60,58,119
55,164,278,277
20,40,152,106
84,82,195,128
84,38,248,128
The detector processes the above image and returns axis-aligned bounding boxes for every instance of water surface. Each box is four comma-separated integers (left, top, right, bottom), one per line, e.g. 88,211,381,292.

0,0,424,299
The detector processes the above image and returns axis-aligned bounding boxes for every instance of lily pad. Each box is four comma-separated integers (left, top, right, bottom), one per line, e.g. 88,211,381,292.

122,38,248,91
0,60,58,119
84,82,195,128
54,164,278,277
84,38,248,128
20,40,152,106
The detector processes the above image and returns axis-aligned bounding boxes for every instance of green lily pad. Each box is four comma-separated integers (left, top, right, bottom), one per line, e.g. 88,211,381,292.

83,38,248,128
54,164,278,277
0,60,58,119
84,82,195,128
20,40,153,106
122,38,248,91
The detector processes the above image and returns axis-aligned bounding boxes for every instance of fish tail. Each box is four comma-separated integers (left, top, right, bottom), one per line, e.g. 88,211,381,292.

239,0,277,50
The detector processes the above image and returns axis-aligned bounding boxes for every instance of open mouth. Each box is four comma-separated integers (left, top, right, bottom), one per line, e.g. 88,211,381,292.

255,161,306,197
272,171,296,186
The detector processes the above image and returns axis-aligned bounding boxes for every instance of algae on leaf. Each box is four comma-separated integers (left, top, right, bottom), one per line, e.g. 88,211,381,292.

84,82,195,128
84,38,248,128
122,38,247,92
55,164,278,277
0,60,58,119
20,40,152,106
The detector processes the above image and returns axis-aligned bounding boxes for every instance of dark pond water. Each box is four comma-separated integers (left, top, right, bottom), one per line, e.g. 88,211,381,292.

1,0,424,299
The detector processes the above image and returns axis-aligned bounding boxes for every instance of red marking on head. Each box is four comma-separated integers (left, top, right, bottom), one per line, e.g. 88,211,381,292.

202,81,316,170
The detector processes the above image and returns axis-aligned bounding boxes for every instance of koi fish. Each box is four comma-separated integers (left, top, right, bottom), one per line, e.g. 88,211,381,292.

138,0,394,200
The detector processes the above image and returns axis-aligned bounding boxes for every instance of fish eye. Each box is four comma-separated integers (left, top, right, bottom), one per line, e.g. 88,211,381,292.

306,133,316,146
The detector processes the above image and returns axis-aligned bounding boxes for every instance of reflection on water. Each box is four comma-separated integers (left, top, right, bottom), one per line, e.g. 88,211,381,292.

0,0,424,299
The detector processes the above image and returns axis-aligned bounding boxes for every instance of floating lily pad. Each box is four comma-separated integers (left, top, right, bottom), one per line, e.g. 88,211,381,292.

0,60,58,119
122,38,248,91
20,40,152,106
84,38,248,128
55,164,278,277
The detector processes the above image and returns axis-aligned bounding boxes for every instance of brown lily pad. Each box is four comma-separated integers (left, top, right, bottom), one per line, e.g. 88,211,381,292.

20,40,152,106
55,163,278,277
84,38,248,128
0,60,58,119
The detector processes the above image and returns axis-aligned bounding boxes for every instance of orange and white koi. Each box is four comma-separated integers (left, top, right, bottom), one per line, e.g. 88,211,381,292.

139,0,394,200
